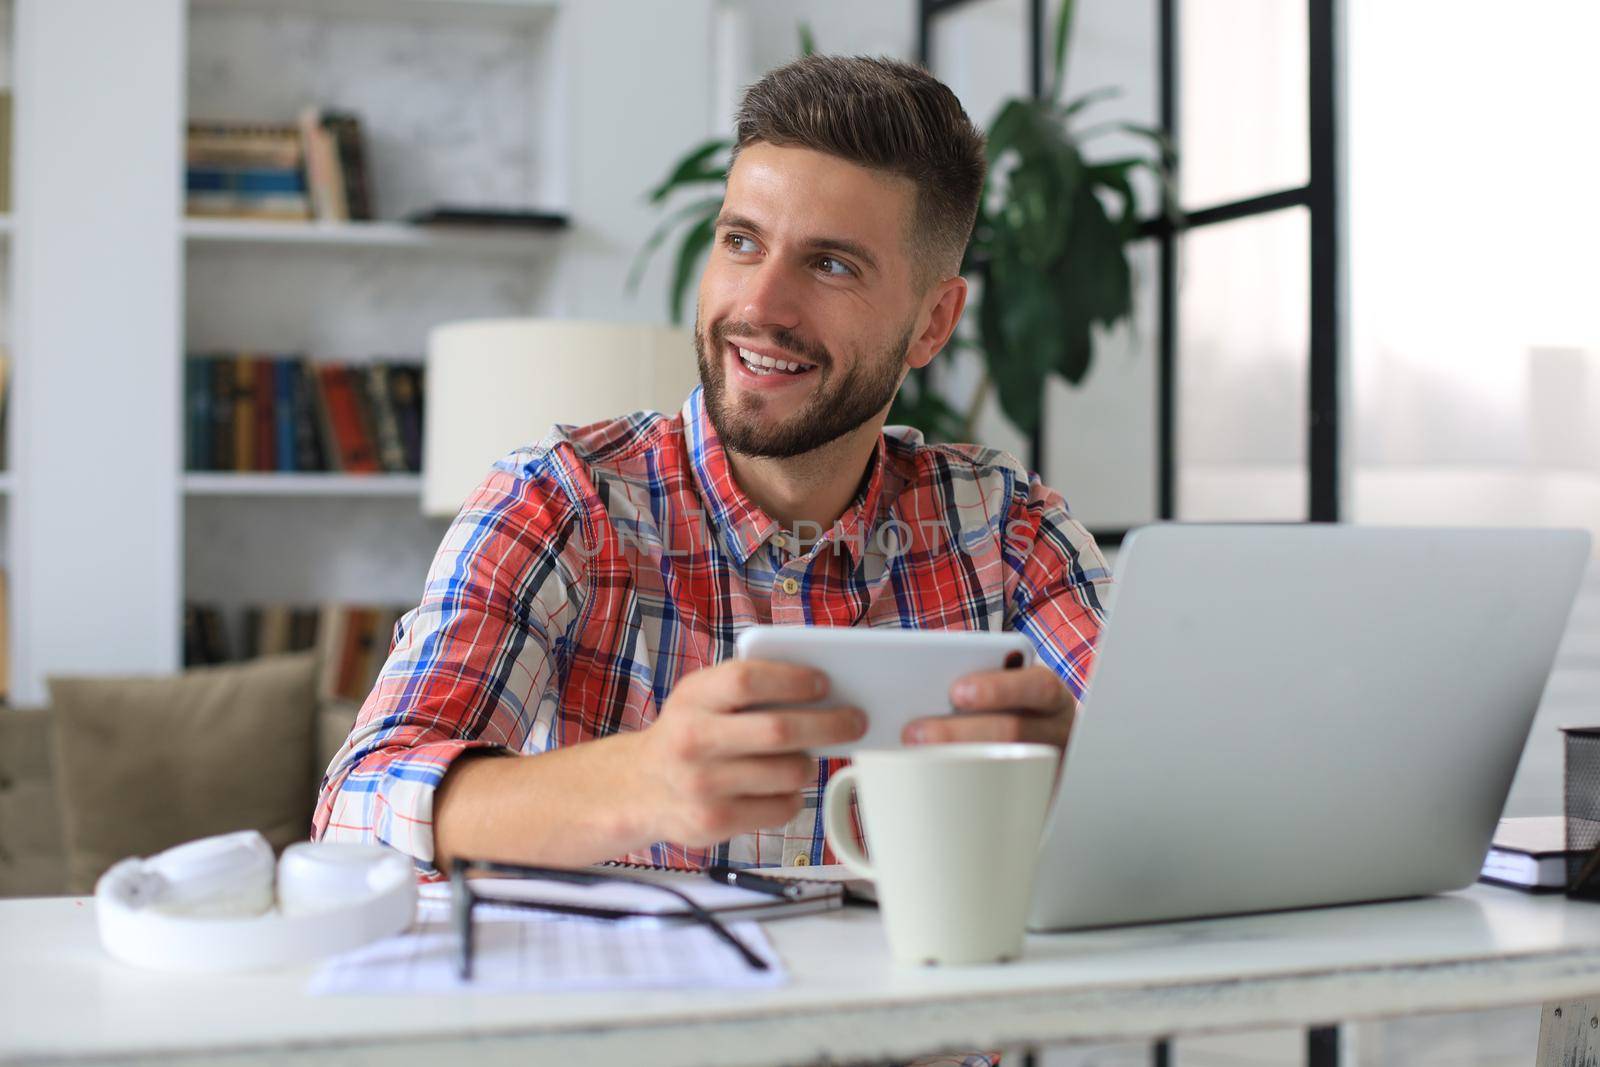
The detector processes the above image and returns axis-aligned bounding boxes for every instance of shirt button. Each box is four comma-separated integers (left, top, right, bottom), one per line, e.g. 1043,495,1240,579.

780,577,800,595
772,533,787,549
791,854,810,866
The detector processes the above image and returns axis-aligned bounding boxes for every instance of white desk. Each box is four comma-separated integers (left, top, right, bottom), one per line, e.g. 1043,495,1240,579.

4,885,1600,1066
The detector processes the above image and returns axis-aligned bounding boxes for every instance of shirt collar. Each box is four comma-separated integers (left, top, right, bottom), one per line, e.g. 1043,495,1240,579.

683,385,889,567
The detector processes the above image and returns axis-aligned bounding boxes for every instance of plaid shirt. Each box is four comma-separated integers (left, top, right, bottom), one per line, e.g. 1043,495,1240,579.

314,384,1111,876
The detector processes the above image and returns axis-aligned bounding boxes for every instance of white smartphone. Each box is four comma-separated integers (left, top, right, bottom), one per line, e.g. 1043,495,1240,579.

732,626,1036,756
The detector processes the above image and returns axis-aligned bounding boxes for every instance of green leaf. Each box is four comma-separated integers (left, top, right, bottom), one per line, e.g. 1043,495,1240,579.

626,194,724,296
1085,159,1141,234
1058,85,1121,121
668,213,717,325
1049,0,1078,101
798,21,817,57
646,139,732,204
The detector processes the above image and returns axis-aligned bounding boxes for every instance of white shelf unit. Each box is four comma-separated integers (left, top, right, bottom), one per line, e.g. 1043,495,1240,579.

7,0,715,704
181,217,563,256
182,473,423,498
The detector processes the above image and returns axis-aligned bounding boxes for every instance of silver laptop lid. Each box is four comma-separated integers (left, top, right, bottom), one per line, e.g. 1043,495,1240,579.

1029,524,1591,931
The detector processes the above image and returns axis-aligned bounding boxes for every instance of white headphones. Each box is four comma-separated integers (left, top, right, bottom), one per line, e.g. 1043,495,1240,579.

95,831,416,972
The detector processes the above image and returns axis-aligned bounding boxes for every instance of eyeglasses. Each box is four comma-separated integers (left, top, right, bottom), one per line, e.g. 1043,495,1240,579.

449,858,769,980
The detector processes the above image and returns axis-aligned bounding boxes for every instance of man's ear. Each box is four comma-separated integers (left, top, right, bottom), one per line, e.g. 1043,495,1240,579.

906,276,969,370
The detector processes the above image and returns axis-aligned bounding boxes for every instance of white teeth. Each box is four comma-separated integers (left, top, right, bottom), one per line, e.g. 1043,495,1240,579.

737,346,809,374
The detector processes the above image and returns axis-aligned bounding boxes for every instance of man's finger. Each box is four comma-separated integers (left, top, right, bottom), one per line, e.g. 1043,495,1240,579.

695,754,817,798
950,665,1074,714
678,658,830,714
702,705,867,756
902,711,1071,748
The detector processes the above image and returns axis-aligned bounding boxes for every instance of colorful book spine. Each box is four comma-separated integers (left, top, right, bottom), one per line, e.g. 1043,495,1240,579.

389,365,424,473
274,359,297,472
254,358,276,472
291,359,326,473
365,364,408,473
185,357,214,471
317,364,381,473
210,358,235,471
233,355,257,472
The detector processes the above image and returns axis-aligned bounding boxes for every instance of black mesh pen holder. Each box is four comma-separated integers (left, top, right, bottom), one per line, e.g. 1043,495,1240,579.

1563,727,1600,898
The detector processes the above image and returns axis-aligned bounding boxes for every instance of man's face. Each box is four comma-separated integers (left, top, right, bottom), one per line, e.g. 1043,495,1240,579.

694,143,923,459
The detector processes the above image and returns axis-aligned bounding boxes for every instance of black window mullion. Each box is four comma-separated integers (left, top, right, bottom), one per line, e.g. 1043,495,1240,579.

1307,0,1340,522
919,0,1340,530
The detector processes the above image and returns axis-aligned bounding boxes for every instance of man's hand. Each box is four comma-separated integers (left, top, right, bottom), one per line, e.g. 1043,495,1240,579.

633,659,867,848
901,664,1076,751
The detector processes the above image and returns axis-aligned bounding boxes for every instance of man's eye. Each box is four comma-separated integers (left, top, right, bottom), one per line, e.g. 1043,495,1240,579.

817,256,854,277
724,233,756,254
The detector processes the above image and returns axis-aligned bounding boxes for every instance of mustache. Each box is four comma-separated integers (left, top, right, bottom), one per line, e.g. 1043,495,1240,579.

711,320,831,369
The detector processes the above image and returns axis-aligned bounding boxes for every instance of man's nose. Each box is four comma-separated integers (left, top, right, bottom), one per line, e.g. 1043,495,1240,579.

738,259,804,333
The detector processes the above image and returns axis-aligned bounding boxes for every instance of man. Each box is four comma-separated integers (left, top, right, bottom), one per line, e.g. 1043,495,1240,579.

314,55,1110,878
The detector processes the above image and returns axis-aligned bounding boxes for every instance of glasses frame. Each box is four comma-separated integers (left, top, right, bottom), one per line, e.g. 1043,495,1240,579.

449,858,769,980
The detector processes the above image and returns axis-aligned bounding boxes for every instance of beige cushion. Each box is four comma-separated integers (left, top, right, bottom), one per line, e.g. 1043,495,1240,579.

49,652,318,894
0,707,67,897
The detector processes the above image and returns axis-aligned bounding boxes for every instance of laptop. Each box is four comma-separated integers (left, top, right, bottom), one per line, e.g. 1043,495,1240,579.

1028,524,1591,931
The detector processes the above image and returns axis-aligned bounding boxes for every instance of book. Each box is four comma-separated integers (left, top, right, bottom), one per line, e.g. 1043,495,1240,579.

388,364,424,473
273,360,297,472
364,364,408,473
186,121,310,220
233,355,257,472
317,364,380,473
314,604,350,702
210,358,235,471
0,91,12,215
297,107,347,222
185,356,213,471
253,358,276,472
286,359,321,473
324,112,374,221
1479,816,1570,893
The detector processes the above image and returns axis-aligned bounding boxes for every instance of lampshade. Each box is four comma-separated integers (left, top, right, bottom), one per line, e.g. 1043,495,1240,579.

422,318,700,517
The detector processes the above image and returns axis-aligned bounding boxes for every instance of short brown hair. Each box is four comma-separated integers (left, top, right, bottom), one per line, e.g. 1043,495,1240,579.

732,55,987,288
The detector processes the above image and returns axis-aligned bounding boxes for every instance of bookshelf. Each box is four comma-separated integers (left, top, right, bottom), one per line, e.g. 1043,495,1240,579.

178,0,571,661
6,0,714,704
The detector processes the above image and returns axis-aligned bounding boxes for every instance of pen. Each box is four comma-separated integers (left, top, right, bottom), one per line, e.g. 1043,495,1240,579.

705,865,804,900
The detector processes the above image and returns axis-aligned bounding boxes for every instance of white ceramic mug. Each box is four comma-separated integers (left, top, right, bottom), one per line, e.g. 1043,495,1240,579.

822,743,1059,966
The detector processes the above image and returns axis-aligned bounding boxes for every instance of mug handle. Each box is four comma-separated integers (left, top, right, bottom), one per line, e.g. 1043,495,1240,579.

822,766,876,880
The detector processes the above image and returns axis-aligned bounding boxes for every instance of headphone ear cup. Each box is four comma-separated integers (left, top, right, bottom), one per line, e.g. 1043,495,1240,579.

277,842,402,916
143,831,277,917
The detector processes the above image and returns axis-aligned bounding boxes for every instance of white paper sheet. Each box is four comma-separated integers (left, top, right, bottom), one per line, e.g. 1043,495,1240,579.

308,918,787,995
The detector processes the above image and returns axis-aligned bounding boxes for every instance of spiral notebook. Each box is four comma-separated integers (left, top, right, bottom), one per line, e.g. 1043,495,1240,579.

416,862,845,925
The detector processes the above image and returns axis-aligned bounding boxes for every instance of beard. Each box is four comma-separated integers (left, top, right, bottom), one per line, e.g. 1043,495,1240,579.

694,314,913,459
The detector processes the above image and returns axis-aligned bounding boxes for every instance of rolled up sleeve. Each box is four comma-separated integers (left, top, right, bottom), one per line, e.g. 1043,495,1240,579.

312,450,588,874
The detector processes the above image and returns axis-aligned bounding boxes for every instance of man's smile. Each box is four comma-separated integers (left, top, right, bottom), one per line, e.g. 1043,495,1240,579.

726,340,821,388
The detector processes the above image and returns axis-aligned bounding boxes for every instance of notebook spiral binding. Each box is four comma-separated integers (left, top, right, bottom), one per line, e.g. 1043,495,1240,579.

595,859,840,888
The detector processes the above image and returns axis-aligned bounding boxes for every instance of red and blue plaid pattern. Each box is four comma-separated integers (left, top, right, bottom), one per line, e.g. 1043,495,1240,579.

314,385,1110,875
